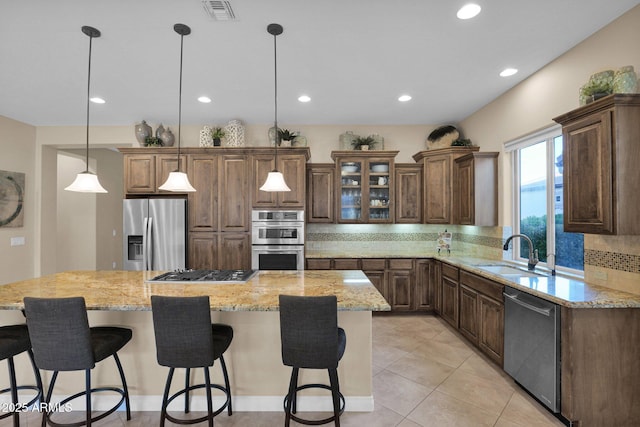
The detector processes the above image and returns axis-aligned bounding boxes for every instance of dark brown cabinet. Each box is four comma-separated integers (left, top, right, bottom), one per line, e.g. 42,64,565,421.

387,259,414,311
440,263,459,328
415,259,434,311
413,147,480,224
306,164,335,223
121,150,186,194
252,150,308,209
453,152,498,226
458,270,504,366
553,94,640,234
394,164,423,223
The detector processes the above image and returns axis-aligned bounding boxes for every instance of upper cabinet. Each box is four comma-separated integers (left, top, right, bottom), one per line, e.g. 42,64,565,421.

553,94,640,234
251,149,309,209
306,163,335,223
414,147,478,224
332,151,398,223
395,164,423,223
453,152,499,226
121,149,186,194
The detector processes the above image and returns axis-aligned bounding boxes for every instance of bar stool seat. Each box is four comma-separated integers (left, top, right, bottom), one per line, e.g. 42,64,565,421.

0,324,43,427
23,297,132,427
279,295,346,427
151,295,233,426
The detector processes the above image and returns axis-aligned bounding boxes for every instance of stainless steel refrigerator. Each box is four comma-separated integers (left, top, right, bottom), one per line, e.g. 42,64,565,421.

123,199,187,271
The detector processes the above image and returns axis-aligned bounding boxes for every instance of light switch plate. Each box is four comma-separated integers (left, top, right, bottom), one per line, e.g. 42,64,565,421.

11,236,25,246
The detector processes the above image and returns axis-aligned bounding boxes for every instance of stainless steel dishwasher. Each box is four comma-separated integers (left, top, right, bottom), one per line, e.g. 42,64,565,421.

503,286,561,413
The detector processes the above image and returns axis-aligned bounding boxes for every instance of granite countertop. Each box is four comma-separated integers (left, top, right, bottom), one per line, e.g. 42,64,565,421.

305,250,640,309
0,270,391,312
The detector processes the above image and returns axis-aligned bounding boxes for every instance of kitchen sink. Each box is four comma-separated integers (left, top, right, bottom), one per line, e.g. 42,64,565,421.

475,264,543,278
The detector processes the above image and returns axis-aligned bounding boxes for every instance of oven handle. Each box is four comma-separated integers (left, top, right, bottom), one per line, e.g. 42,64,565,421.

503,292,552,317
253,247,304,253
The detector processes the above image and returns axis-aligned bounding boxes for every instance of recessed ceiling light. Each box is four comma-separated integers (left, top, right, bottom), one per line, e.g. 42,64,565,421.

198,96,212,103
398,95,412,102
500,68,518,77
457,4,481,20
90,97,105,104
298,95,311,103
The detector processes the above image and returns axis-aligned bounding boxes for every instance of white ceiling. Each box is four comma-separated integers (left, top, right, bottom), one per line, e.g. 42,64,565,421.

1,0,638,127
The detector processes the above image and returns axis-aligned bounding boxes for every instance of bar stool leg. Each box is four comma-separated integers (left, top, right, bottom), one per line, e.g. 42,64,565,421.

113,353,131,420
184,367,191,413
27,349,43,406
329,368,341,427
284,367,299,427
160,368,175,427
85,369,92,427
42,371,59,427
204,367,213,427
219,354,232,415
7,357,19,427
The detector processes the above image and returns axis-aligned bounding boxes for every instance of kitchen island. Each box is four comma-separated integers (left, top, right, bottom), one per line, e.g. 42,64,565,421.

0,269,390,412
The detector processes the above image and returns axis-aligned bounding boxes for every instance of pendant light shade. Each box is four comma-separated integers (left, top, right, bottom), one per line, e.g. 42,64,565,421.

65,25,108,193
158,23,196,192
260,23,291,193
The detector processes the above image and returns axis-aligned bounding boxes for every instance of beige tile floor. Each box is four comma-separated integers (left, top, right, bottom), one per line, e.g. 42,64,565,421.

5,313,565,426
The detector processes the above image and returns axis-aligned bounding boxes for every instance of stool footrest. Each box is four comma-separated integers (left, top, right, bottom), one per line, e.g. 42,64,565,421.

284,383,345,426
44,386,126,427
165,382,231,424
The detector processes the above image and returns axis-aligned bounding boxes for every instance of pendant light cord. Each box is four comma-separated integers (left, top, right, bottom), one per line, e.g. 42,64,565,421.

273,32,279,168
85,32,93,173
177,32,184,170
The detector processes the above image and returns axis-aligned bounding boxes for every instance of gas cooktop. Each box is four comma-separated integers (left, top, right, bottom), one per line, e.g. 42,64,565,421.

147,269,258,284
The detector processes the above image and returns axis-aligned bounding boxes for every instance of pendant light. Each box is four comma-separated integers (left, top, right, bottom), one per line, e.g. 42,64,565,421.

260,23,291,192
65,26,108,193
159,23,196,192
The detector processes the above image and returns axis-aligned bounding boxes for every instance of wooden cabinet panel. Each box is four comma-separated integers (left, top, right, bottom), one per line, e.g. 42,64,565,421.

188,155,218,231
459,284,479,345
364,270,387,303
478,294,504,366
306,258,332,270
395,164,423,223
218,233,251,270
389,269,412,311
361,258,386,270
219,155,249,232
459,271,503,301
433,261,442,314
441,274,459,328
156,155,184,193
333,258,360,270
553,94,640,234
413,147,480,224
415,260,433,311
188,232,217,270
124,155,156,194
306,164,335,223
252,153,306,209
453,152,498,226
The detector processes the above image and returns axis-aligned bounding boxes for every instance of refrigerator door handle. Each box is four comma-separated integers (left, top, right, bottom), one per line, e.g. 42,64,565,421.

146,217,154,270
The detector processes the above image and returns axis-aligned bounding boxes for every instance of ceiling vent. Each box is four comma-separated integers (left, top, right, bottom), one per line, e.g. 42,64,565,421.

202,1,237,21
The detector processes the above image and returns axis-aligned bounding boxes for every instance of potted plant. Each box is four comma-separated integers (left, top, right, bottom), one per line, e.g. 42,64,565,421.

211,127,226,146
278,129,298,147
144,136,164,147
352,135,375,151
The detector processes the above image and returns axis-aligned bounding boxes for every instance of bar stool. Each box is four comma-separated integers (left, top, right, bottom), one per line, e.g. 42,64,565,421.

23,297,132,427
150,295,233,426
278,295,346,427
0,324,43,427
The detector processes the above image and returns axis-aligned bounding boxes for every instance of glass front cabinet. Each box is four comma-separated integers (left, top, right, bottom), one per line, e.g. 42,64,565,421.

331,151,398,223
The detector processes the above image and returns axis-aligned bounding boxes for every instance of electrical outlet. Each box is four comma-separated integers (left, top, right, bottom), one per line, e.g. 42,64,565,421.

112,262,117,269
10,236,25,246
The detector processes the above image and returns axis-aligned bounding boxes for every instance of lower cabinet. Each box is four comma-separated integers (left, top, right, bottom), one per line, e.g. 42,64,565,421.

306,257,432,312
458,270,505,366
440,263,460,328
189,232,251,270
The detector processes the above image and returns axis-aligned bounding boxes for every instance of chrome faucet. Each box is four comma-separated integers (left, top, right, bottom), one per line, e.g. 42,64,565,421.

503,234,539,271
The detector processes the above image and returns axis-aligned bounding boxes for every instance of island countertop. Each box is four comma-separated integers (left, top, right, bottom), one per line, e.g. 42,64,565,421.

0,269,391,312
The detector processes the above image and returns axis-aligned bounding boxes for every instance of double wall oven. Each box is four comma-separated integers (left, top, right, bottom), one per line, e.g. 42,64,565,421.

251,210,304,270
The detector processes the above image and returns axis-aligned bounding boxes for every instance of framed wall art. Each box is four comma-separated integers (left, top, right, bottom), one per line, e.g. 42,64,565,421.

0,170,25,227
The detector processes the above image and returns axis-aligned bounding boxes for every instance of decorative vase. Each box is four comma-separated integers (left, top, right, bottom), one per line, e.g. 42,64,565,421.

199,126,213,147
159,127,175,147
613,65,638,94
339,131,358,150
135,120,152,146
213,137,221,147
360,145,369,151
155,124,165,138
281,140,292,147
225,120,245,147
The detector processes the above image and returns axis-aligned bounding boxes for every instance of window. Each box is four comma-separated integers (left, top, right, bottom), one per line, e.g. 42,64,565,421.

506,127,584,274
